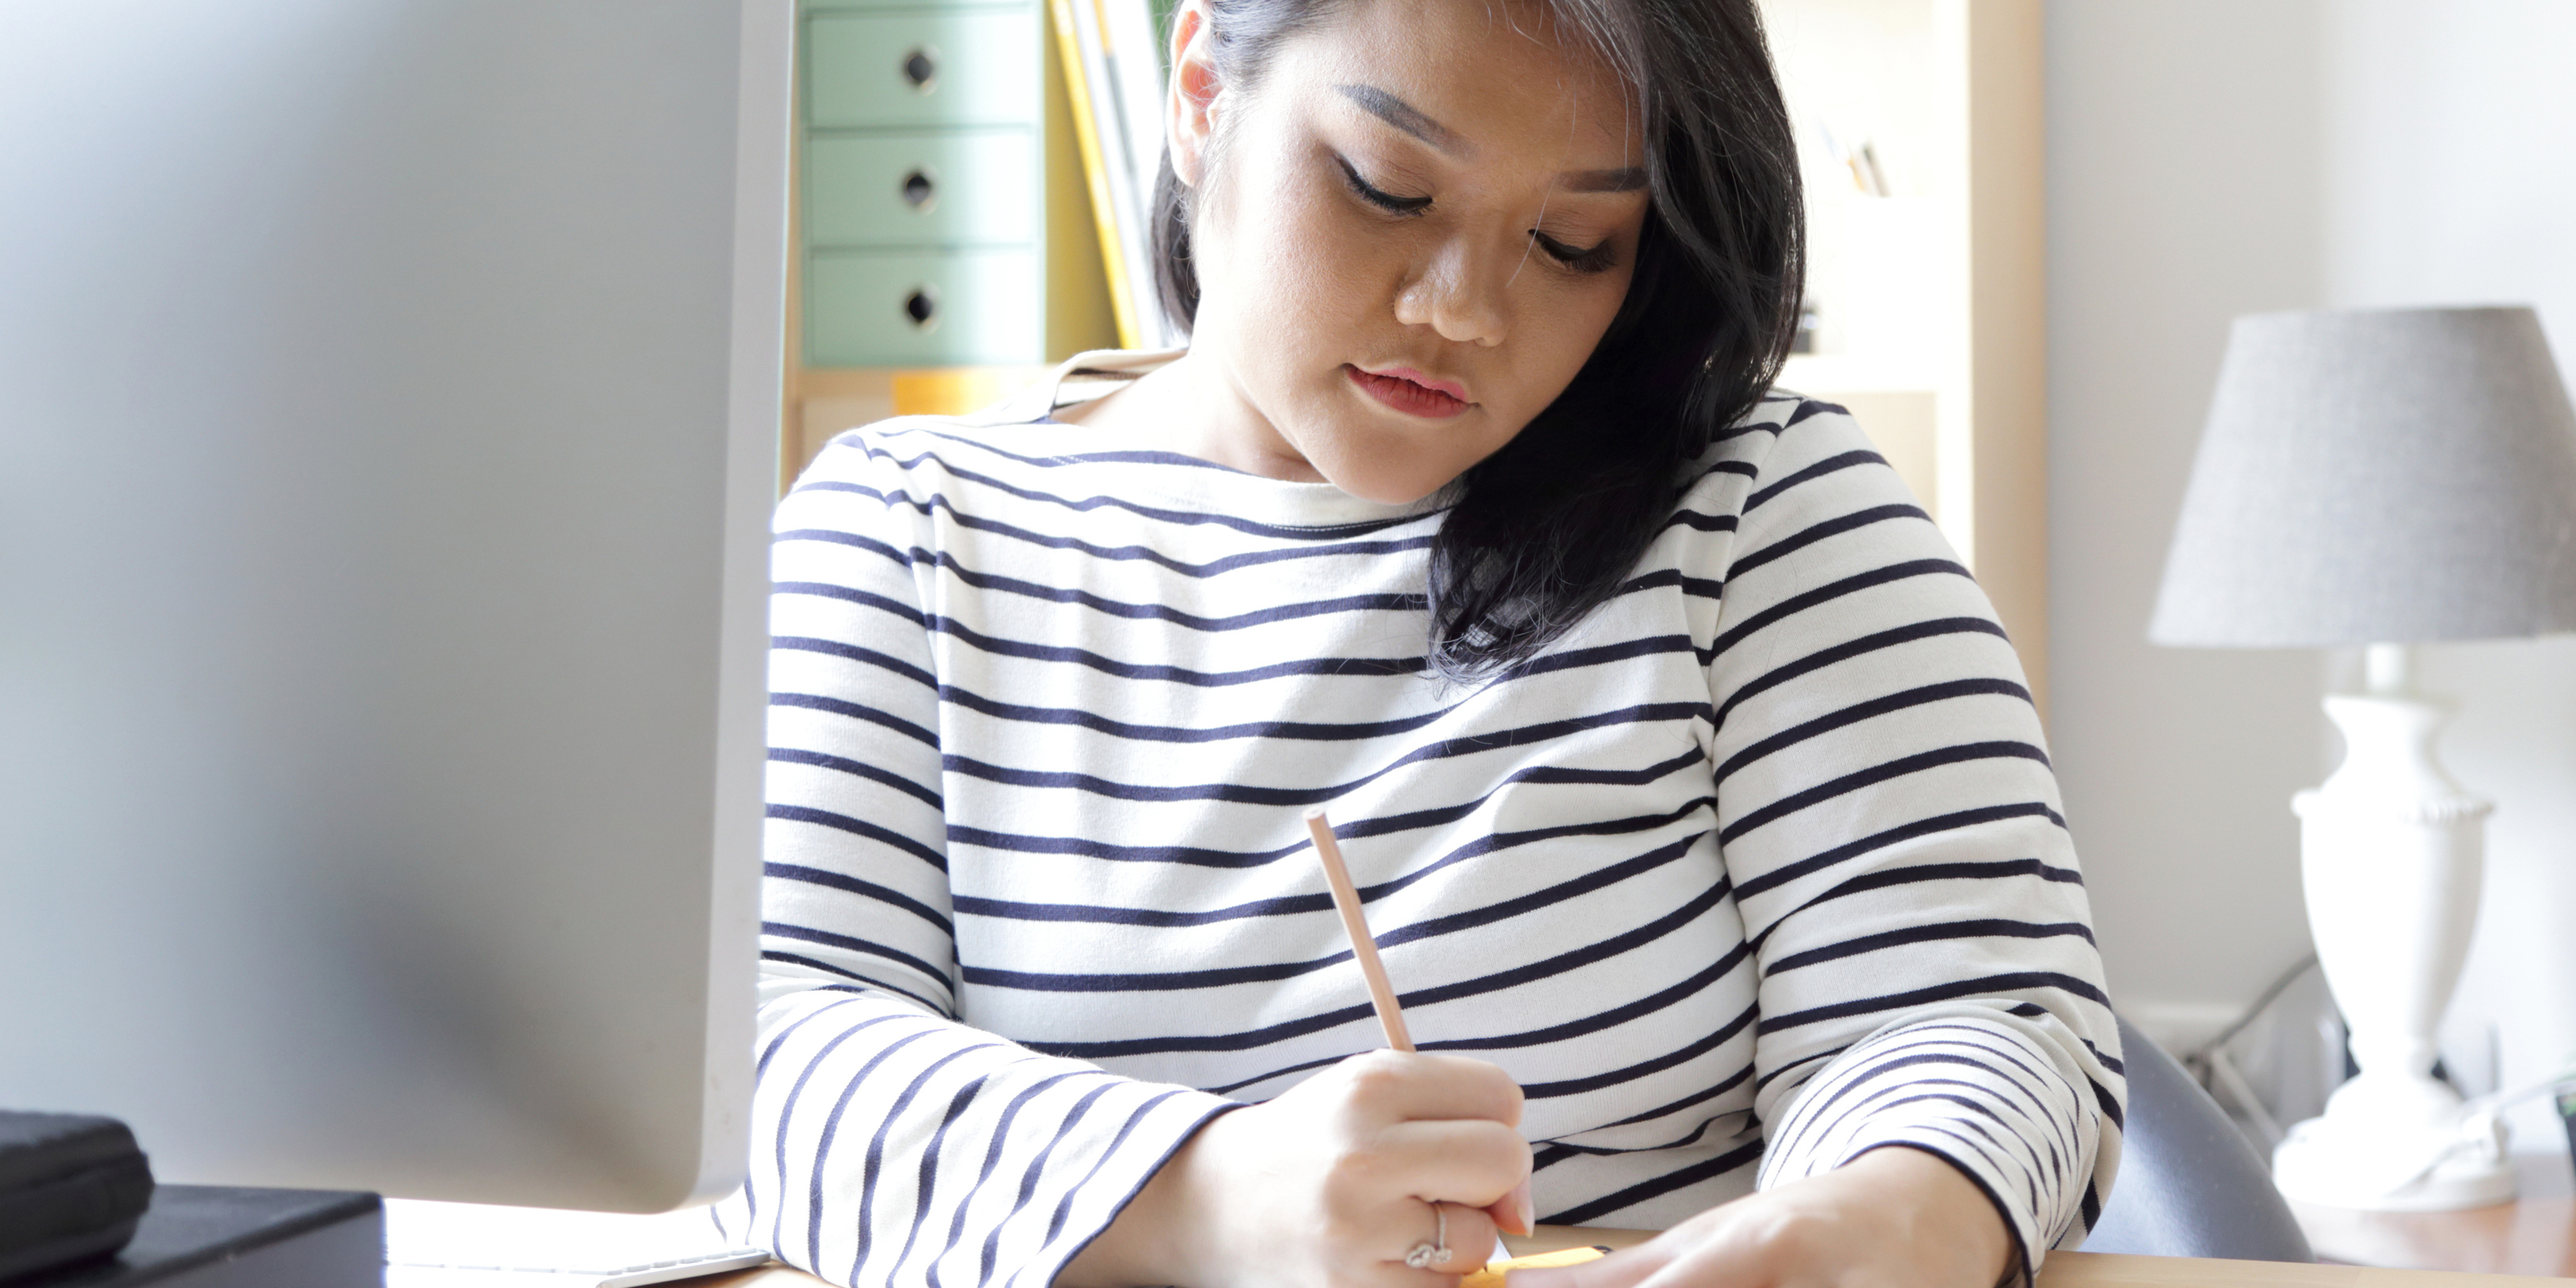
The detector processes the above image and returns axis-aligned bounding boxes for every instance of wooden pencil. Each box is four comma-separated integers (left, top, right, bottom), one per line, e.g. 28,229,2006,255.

1306,806,1415,1053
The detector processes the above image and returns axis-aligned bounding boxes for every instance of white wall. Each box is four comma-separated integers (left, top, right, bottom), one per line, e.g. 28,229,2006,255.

2046,0,2329,1029
2048,0,2576,1147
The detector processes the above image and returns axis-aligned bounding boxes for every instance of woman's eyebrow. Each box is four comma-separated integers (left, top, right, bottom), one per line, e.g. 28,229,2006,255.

1335,84,1467,156
1333,83,1647,194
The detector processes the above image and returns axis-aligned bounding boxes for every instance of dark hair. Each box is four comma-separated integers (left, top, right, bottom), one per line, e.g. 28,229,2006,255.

1152,0,1804,679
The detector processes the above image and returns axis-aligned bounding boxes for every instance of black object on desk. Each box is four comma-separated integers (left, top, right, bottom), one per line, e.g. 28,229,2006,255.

1,1112,156,1282
14,1185,381,1287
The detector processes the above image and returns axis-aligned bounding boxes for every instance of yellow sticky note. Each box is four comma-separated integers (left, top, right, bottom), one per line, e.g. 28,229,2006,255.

1461,1245,1608,1286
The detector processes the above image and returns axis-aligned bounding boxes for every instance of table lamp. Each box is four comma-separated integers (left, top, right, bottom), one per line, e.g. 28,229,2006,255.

2150,306,2576,1211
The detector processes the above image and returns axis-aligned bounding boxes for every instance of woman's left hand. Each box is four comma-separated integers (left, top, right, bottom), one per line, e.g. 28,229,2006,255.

1510,1147,2015,1288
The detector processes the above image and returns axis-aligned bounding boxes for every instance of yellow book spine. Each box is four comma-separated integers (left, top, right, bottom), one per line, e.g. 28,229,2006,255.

1047,0,1141,349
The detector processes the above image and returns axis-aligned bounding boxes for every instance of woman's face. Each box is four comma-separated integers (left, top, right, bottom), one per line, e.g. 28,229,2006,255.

1168,0,1650,503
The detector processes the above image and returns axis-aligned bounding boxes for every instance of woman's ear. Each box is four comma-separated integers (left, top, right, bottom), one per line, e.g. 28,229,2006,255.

1166,0,1220,190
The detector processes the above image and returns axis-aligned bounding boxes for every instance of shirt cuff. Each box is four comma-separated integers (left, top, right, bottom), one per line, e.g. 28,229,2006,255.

1756,1013,2096,1282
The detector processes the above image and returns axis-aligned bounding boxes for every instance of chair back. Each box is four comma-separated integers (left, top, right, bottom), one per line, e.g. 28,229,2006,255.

2083,1016,2313,1262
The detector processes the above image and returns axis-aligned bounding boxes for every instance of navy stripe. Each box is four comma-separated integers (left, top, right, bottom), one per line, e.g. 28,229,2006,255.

1782,397,1845,427
767,920,954,992
1021,1089,1194,1286
1545,1138,1767,1225
1767,918,2097,975
1711,678,2033,787
1726,503,1927,580
899,1071,992,1288
810,589,1429,686
1718,741,2052,846
1799,851,2084,907
936,1070,1084,1280
769,745,944,810
1745,449,1883,510
966,834,1703,995
767,862,953,934
1704,558,1973,662
768,802,949,870
771,690,942,748
952,788,1706,930
1758,971,2114,1034
829,1037,964,1275
975,1076,1108,1285
1021,841,1706,1058
769,1013,921,1252
760,952,951,1015
847,438,1431,540
943,702,1706,805
1714,617,2011,728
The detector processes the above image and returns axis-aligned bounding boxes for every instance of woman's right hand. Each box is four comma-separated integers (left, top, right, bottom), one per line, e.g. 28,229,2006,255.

1061,1049,1535,1288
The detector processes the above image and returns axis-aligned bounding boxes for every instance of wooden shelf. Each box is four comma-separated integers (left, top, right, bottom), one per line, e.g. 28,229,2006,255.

1759,0,2048,710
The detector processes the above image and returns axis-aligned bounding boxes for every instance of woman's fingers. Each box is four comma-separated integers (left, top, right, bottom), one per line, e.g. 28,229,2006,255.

1482,1177,1535,1237
1510,1239,1678,1288
1338,1048,1526,1127
1165,1050,1535,1288
1416,1200,1501,1274
1328,1200,1499,1286
1367,1117,1532,1209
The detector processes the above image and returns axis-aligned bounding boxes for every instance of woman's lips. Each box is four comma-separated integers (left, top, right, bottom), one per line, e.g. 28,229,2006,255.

1345,364,1471,419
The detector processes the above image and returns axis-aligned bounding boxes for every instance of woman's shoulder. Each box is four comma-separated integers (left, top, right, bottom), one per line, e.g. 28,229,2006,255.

805,411,1063,483
1653,387,1942,583
1677,387,1886,507
792,348,1184,493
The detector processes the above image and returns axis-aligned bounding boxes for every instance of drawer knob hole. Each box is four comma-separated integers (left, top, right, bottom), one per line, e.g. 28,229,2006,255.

902,47,937,91
901,169,936,211
903,287,938,330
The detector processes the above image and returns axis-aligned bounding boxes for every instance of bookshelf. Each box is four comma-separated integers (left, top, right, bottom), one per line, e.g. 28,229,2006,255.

1759,0,2050,708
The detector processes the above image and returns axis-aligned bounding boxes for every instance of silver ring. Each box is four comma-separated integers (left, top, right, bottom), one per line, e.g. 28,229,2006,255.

1403,1203,1450,1269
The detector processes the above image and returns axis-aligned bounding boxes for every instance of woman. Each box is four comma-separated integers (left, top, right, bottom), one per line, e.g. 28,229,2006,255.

723,0,2122,1285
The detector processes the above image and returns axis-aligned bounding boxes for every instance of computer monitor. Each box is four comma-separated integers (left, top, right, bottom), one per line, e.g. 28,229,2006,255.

0,0,789,1211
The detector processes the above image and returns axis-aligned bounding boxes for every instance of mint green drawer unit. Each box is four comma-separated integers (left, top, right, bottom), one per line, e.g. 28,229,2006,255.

806,130,1037,248
807,247,1041,366
807,10,1040,129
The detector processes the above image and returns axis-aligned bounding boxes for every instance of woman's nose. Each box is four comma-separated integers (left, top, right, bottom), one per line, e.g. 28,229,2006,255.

1392,234,1511,347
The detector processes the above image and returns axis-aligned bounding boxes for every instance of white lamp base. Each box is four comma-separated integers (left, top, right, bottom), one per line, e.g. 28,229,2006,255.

2272,654,2513,1213
2272,1085,2514,1211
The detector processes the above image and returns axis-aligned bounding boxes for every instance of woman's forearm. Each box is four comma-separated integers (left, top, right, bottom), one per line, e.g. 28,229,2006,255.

1514,1145,2013,1288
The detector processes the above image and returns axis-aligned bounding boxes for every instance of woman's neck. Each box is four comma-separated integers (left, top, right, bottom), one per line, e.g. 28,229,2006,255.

1057,349,1326,484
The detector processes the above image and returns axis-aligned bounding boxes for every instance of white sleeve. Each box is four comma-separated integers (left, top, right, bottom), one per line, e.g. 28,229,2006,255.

1698,401,2126,1278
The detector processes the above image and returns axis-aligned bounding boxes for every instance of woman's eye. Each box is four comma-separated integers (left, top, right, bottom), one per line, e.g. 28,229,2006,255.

1534,230,1617,274
1334,156,1430,215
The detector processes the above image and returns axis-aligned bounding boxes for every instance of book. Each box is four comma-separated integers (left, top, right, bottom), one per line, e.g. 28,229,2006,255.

1050,0,1174,348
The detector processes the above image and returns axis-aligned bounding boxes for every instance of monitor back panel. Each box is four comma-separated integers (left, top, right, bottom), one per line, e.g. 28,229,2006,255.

0,0,788,1211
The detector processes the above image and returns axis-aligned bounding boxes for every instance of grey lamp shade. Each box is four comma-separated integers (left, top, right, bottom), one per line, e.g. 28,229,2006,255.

2150,306,2576,647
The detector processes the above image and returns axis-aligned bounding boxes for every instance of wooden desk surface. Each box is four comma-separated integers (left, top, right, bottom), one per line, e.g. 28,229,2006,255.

691,1225,2576,1287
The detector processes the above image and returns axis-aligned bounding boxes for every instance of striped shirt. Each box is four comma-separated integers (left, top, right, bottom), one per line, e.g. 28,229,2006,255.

717,353,2126,1288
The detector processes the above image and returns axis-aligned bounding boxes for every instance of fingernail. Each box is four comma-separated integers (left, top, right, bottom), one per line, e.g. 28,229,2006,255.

1513,1179,1535,1236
